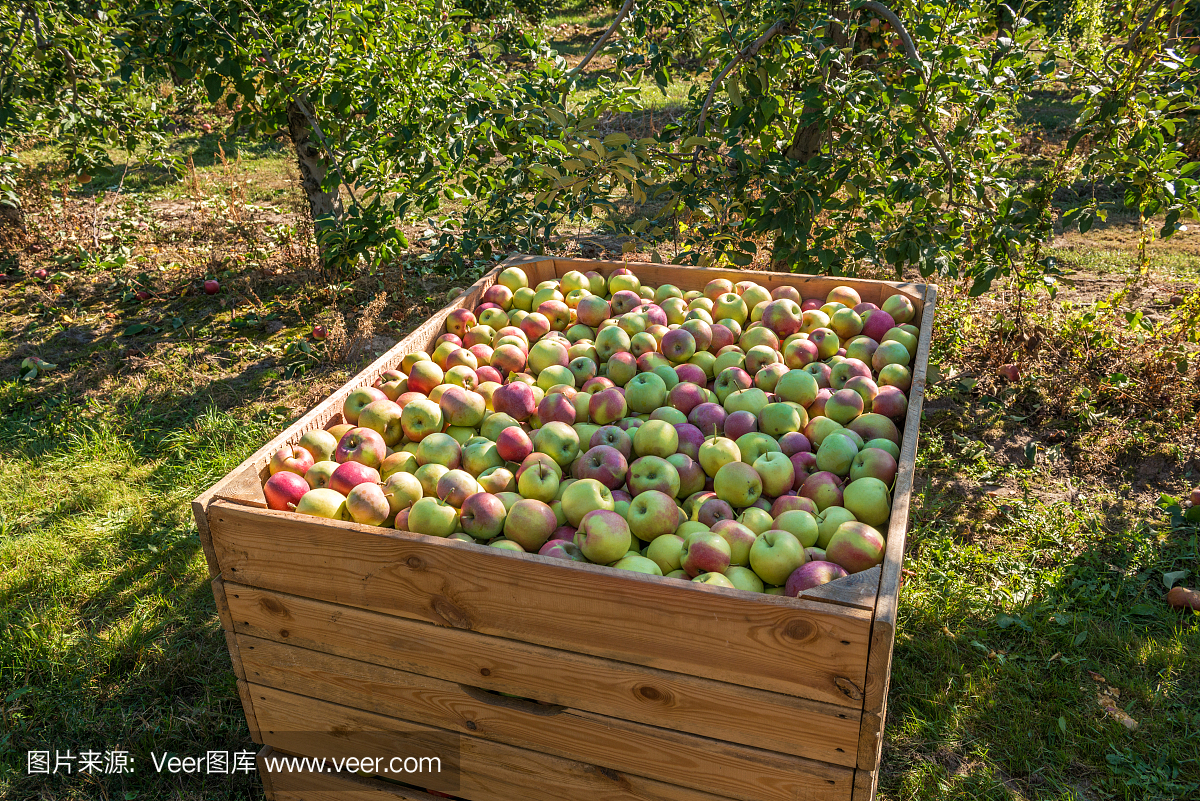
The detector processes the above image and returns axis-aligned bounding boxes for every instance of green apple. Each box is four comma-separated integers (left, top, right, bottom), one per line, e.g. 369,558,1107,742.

815,433,859,477
843,477,892,527
749,529,807,586
532,421,580,467
407,497,459,537
645,533,686,573
772,509,819,547
699,435,741,476
627,489,680,542
612,554,663,575
816,506,858,548
294,488,350,520
737,506,773,535
575,509,633,564
633,419,679,459
624,371,668,413
560,478,615,527
735,432,781,466
297,429,338,463
713,461,763,508
724,565,765,593
752,451,796,497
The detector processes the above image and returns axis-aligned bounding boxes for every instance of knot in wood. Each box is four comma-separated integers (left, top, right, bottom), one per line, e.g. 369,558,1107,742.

634,684,671,705
431,596,473,630
781,618,815,643
835,677,864,701
259,596,292,619
405,555,424,570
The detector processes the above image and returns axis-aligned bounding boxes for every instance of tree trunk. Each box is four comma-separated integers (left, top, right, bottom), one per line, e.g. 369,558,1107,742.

286,100,342,226
784,0,850,163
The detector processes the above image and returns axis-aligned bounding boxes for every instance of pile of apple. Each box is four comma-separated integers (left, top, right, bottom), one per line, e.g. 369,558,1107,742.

262,266,920,597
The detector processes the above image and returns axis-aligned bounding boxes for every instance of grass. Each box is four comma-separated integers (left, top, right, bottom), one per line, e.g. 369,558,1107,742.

1,26,1199,801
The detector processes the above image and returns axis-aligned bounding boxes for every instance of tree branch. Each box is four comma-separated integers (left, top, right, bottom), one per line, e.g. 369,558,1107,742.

860,1,957,202
563,0,635,86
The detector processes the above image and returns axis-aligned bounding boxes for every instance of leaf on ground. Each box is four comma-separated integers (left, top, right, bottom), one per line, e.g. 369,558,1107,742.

1163,570,1188,589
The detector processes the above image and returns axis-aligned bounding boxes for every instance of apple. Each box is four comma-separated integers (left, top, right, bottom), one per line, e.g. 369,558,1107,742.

459,492,508,540
382,472,423,515
633,420,679,459
738,506,773,535
495,426,534,464
758,402,804,438
778,431,812,456
785,561,851,596
628,456,681,497
264,471,310,511
681,531,732,577
297,429,338,463
590,425,633,461
462,439,503,476
645,533,686,573
532,421,580,467
358,399,405,446
713,461,762,508
847,413,900,446
752,451,796,497
624,371,668,413
668,452,705,498
666,382,706,415
502,498,558,551
270,445,315,477
843,477,891,527
710,520,757,566
861,308,897,343
305,460,339,490
696,496,736,527
649,406,687,426
698,435,740,476
800,471,844,511
343,386,388,425
660,328,697,363
589,387,628,425
845,336,879,365
872,385,908,421
826,521,886,573
294,488,350,520
782,337,819,368
722,565,764,593
628,490,681,541
881,293,916,324
815,433,859,476
612,554,664,575
517,459,561,502
575,509,632,564
692,572,737,588
815,506,857,548
396,399,442,444
404,497,459,537
850,447,898,486
335,427,387,469
204,279,220,295
539,539,586,561
772,509,819,548
561,478,615,526
770,494,819,517
714,367,753,404
723,410,758,442
347,482,391,526
749,529,806,586
493,382,536,422
477,465,516,494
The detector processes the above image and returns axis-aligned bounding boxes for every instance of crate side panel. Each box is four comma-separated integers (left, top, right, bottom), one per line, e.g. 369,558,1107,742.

210,502,871,707
226,583,860,764
249,684,783,801
238,634,855,799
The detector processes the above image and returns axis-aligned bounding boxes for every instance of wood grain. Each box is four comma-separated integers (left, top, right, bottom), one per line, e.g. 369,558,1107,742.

237,634,854,800
210,502,872,706
249,685,794,801
237,679,263,744
801,566,881,610
225,583,859,764
851,764,879,801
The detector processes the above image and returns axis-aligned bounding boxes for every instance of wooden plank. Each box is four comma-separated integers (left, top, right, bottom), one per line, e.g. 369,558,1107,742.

237,679,263,744
800,566,880,610
215,462,268,507
212,576,234,631
862,284,936,719
236,633,854,799
249,684,844,801
192,498,221,579
256,745,278,800
210,502,872,707
857,710,884,772
851,765,879,801
225,583,859,765
225,631,246,682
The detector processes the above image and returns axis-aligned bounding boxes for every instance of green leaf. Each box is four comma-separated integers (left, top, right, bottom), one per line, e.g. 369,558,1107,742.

203,73,223,105
1129,603,1157,616
123,323,150,336
1163,571,1188,590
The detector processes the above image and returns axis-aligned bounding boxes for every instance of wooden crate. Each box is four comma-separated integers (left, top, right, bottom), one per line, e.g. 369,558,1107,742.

195,255,937,801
